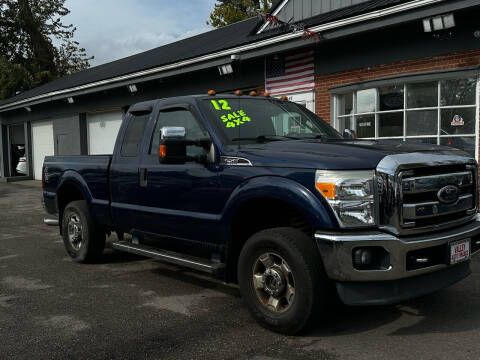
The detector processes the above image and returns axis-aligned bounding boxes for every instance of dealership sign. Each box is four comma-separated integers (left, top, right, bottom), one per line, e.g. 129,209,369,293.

451,115,464,126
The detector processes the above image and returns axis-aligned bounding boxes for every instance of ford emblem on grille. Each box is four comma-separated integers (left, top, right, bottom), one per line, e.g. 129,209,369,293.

437,185,459,204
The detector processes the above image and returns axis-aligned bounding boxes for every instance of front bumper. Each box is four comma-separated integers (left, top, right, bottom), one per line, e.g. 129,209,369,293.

315,219,480,282
336,260,471,306
315,219,480,305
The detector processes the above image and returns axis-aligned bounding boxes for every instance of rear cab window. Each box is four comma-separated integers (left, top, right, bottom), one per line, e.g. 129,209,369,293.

120,114,149,157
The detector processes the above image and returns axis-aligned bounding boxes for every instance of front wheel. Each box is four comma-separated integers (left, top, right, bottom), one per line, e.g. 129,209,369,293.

238,227,329,335
62,200,105,263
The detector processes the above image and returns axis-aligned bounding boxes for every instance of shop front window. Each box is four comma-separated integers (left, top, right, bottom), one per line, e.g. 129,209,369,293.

333,75,478,158
356,89,376,113
379,84,404,111
407,82,438,108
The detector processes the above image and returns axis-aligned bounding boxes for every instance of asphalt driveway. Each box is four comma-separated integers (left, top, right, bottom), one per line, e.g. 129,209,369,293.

1,181,480,360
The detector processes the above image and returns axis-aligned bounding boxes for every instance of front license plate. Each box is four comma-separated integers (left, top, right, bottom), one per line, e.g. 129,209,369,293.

450,239,470,265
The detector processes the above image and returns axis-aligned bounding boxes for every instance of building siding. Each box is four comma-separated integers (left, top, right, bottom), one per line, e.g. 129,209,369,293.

275,0,371,22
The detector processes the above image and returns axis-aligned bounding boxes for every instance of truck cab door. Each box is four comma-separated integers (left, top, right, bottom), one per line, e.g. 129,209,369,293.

110,112,150,234
134,105,221,247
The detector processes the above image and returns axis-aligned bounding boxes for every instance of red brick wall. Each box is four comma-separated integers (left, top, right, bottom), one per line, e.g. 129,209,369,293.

314,49,480,124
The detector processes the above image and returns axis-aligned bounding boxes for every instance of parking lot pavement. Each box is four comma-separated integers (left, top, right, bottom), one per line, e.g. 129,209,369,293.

1,181,480,360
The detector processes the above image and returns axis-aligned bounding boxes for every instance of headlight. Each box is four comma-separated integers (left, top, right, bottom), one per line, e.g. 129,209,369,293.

315,170,376,228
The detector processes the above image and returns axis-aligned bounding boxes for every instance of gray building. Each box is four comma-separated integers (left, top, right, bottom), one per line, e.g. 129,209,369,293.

1,0,479,180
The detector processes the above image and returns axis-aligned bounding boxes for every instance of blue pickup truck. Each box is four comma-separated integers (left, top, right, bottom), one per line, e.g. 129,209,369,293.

43,93,480,334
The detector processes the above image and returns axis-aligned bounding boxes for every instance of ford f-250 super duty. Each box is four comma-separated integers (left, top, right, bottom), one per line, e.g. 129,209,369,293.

43,93,480,334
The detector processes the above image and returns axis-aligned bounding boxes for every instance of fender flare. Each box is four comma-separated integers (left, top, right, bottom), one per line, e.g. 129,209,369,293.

220,176,338,230
56,170,95,218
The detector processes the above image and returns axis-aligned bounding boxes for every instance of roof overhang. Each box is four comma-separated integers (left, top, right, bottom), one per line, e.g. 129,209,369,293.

0,0,467,113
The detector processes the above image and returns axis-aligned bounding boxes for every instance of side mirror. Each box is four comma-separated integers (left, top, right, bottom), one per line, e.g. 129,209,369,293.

186,138,216,165
158,126,187,164
343,129,356,139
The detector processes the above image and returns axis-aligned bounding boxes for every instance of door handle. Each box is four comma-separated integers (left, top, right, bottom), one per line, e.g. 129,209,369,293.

139,168,148,187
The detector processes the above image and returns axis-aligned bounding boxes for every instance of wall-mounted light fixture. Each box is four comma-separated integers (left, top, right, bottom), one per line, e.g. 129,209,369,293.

24,106,32,112
218,64,233,76
67,97,74,104
127,84,138,93
423,13,455,32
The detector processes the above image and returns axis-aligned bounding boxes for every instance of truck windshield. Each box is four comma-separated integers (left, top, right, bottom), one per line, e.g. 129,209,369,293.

200,98,341,144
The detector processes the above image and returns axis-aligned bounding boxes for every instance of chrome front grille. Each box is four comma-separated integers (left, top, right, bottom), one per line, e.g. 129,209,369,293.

400,169,476,228
376,153,478,236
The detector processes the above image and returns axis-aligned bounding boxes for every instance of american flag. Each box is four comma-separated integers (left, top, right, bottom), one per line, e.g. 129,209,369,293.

265,50,315,95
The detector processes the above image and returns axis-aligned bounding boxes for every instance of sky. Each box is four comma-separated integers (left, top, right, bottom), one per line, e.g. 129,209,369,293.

62,0,218,67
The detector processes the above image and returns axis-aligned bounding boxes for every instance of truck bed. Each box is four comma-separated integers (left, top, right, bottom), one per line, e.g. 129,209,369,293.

43,155,112,225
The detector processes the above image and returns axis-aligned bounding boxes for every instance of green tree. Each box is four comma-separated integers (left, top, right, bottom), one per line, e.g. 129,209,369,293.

0,57,33,100
0,0,92,100
207,0,273,28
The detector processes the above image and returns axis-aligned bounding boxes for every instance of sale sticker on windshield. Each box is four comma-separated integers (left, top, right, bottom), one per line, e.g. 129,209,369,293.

221,110,251,128
210,99,251,128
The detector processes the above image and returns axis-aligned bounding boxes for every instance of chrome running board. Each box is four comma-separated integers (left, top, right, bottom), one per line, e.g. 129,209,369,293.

111,241,225,274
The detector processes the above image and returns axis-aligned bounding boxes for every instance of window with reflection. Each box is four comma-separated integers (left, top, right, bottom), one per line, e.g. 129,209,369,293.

333,76,477,157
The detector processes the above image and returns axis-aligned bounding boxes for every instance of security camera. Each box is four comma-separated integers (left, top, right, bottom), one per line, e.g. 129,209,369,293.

474,30,480,39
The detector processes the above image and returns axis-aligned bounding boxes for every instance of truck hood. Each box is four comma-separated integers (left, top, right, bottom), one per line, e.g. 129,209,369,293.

233,139,471,169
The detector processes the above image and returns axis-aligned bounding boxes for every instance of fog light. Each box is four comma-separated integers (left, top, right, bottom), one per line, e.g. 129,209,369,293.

352,246,390,270
354,248,373,267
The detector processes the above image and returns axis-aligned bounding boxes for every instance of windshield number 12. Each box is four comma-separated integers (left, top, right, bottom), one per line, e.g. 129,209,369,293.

211,100,231,111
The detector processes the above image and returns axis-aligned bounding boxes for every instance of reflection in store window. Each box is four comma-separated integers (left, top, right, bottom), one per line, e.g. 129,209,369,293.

337,93,353,116
406,110,437,136
407,82,438,108
356,89,376,113
441,78,476,106
379,112,403,137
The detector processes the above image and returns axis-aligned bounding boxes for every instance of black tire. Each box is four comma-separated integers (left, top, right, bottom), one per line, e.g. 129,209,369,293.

238,227,329,335
62,200,105,263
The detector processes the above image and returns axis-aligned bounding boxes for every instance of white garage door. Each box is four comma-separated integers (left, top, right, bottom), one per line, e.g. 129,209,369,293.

87,110,123,155
32,121,54,180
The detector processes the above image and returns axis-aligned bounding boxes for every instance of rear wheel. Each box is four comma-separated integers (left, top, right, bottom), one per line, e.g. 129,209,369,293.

238,227,329,335
62,200,105,263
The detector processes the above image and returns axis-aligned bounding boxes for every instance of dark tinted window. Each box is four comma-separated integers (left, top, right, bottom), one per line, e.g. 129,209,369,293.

120,115,149,157
407,82,437,108
150,108,210,156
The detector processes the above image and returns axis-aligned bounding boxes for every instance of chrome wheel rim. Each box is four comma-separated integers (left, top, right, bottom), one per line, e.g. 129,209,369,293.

67,213,83,251
252,252,295,313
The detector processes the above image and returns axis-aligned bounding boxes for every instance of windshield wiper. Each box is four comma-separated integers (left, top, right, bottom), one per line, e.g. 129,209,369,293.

231,135,297,142
304,134,328,141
